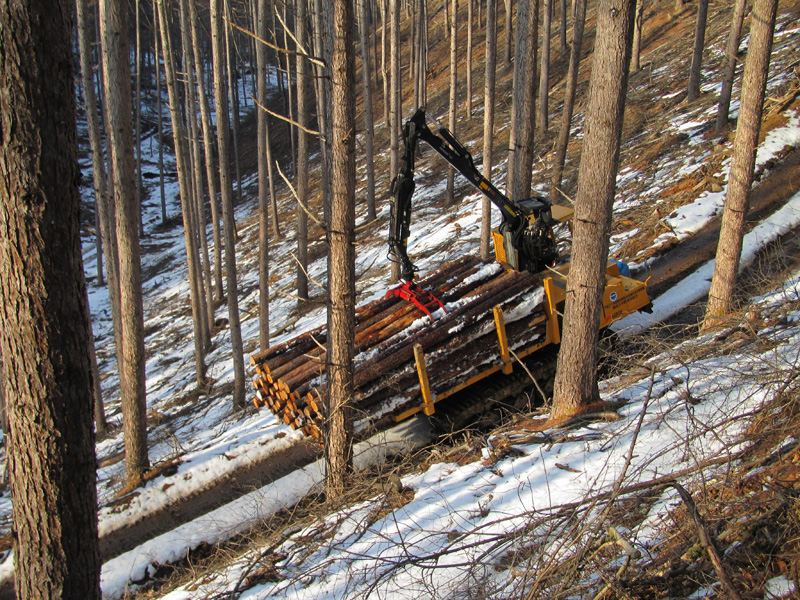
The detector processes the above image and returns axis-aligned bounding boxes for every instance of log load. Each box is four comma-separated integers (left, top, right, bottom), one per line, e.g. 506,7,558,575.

250,256,551,442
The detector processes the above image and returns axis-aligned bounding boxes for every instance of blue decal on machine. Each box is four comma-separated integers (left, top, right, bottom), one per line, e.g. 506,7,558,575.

610,292,618,302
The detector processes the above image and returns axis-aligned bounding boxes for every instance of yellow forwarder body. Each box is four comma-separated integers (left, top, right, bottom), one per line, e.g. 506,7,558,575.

394,255,650,424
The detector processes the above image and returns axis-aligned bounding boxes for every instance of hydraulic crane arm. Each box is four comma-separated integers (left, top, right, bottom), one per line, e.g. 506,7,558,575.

388,108,559,286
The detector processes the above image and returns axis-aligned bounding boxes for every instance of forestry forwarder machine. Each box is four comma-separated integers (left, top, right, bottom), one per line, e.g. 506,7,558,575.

249,109,651,440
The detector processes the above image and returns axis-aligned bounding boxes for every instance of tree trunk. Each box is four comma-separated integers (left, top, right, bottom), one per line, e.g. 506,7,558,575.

551,0,636,422
559,0,567,56
211,0,247,408
481,0,498,260
538,0,553,134
446,0,458,206
504,0,513,65
466,0,473,117
326,0,358,496
153,0,167,224
158,0,209,388
358,0,378,221
180,0,213,350
295,0,310,299
381,0,390,129
100,0,150,485
0,1,102,593
224,0,243,204
507,0,538,202
704,0,777,326
135,0,143,237
631,0,644,72
257,0,271,350
312,0,334,223
715,0,748,134
188,0,225,304
390,0,402,281
687,0,709,102
550,0,586,201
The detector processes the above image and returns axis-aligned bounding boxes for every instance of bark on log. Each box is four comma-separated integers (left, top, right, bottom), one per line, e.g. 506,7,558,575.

250,258,549,441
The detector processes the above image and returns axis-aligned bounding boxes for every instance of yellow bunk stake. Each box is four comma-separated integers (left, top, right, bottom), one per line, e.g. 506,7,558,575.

493,305,513,375
413,343,436,416
544,277,561,345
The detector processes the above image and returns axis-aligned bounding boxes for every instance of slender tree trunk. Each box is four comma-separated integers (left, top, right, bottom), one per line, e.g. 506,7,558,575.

180,0,213,349
715,0,748,134
135,0,143,237
550,0,585,201
559,0,567,56
158,0,208,388
153,0,167,223
326,0,358,496
224,0,242,204
504,0,513,65
687,0,709,102
100,0,150,485
551,0,636,421
257,0,271,350
704,0,777,326
466,0,473,117
0,2,102,593
539,0,553,134
481,0,498,259
188,0,225,303
381,0,390,128
312,0,333,222
446,0,458,206
507,0,538,202
359,0,378,220
389,0,401,281
78,0,108,287
295,0,310,300
631,0,644,72
211,0,247,408
282,1,297,177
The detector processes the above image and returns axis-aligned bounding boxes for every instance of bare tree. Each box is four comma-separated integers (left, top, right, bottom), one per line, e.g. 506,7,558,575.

189,0,225,303
687,0,709,102
466,0,474,116
538,0,553,134
257,0,271,349
715,0,748,134
296,0,311,299
100,0,150,485
358,0,378,221
506,0,538,202
326,0,358,496
559,0,567,55
77,0,112,434
211,0,247,408
704,0,778,326
446,0,458,206
0,3,102,595
631,0,644,72
504,0,513,65
481,0,498,259
312,0,333,220
390,0,402,281
381,0,390,128
158,0,209,387
550,0,586,201
551,0,636,421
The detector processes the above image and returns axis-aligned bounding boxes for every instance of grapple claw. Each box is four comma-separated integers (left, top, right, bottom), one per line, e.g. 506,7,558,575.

385,281,447,322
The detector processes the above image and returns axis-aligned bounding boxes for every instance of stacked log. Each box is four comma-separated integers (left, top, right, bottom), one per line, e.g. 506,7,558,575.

250,256,549,441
